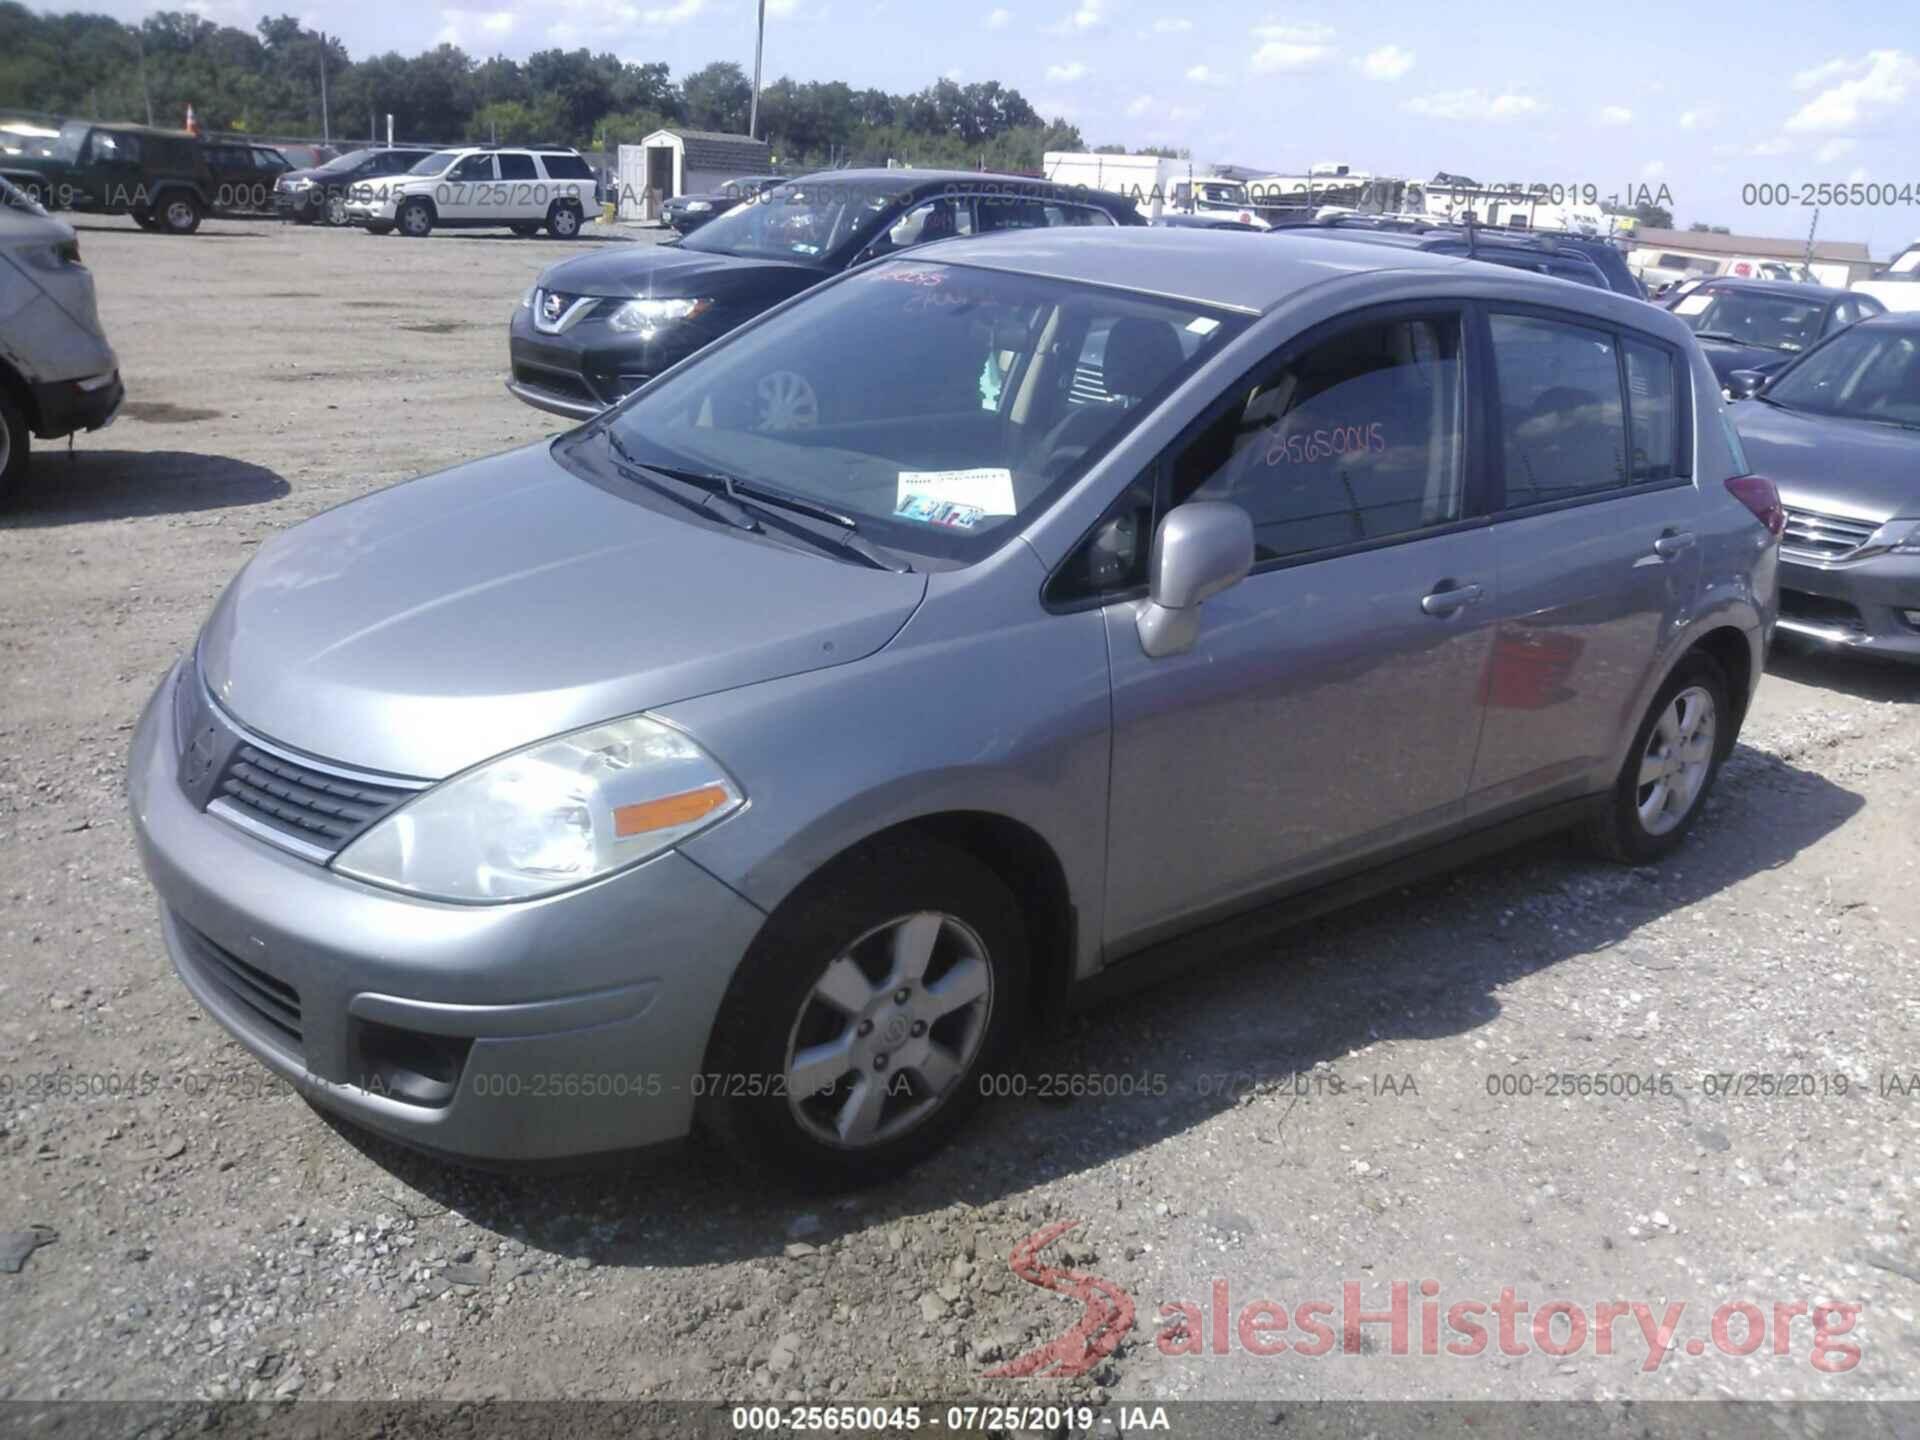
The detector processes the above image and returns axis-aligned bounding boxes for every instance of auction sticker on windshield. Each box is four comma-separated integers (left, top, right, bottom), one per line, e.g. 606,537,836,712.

898,467,1017,515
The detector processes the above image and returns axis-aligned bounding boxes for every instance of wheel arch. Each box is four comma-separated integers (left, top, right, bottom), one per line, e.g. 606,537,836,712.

0,355,42,433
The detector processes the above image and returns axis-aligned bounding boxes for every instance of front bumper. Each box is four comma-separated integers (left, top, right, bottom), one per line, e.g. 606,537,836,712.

1777,548,1920,661
506,305,706,417
274,188,323,219
128,662,769,1161
31,369,123,440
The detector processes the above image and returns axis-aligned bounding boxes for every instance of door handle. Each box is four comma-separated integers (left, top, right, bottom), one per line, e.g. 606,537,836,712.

1653,530,1697,559
1420,582,1484,617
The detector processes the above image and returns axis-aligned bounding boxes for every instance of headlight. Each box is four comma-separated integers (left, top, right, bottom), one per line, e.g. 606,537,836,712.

291,177,314,190
1890,519,1920,554
607,297,713,334
332,715,744,903
683,200,712,213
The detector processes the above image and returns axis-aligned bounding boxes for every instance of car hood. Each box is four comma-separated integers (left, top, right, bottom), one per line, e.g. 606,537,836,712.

1732,399,1920,523
1696,336,1797,381
537,243,819,300
198,440,927,778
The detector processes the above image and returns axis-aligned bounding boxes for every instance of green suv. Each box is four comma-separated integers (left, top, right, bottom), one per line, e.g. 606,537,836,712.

2,122,219,235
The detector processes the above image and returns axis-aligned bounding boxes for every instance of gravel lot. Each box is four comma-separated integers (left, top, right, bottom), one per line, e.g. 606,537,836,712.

2,214,1918,1417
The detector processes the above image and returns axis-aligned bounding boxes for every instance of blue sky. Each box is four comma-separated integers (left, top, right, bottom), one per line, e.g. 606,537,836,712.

83,0,1920,258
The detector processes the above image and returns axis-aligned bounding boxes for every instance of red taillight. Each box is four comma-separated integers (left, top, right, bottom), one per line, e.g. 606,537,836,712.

1725,474,1786,536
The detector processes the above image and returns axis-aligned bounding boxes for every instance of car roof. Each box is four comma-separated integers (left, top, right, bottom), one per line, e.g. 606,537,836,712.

921,226,1486,314
787,166,1137,209
1851,311,1920,332
1687,277,1851,300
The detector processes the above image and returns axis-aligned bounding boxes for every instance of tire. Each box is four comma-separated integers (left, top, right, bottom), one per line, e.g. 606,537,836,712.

158,192,202,235
509,222,540,238
0,385,28,504
545,201,582,239
702,837,1028,1190
1585,651,1731,864
325,194,349,227
131,208,161,232
397,199,434,238
365,222,394,236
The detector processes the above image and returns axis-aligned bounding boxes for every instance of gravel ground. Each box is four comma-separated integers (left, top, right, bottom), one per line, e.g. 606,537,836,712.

1,215,1918,1416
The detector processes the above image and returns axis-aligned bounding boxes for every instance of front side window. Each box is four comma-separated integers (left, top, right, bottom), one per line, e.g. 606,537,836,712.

449,154,494,182
1173,315,1465,562
679,178,903,263
1764,328,1920,427
593,259,1243,562
1490,313,1627,505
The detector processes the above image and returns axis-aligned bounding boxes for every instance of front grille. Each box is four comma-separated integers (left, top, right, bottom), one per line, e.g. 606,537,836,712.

1781,506,1879,561
214,744,413,853
173,917,303,1056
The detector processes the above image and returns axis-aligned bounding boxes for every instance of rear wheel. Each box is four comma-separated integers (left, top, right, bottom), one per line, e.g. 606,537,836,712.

0,386,27,504
545,201,582,238
397,199,434,238
1585,651,1730,864
158,192,202,235
702,838,1027,1189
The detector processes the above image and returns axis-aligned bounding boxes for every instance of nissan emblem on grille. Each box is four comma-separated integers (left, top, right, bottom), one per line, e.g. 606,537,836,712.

542,291,567,323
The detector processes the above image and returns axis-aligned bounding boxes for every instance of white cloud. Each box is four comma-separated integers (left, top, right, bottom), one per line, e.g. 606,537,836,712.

1597,105,1633,125
1815,137,1856,163
1150,16,1191,31
1126,93,1155,117
1678,106,1716,129
1402,89,1540,122
986,6,1010,26
1033,96,1079,117
436,7,516,44
1642,160,1666,178
1355,44,1413,81
1168,104,1199,121
1748,136,1795,156
1046,60,1088,82
1185,63,1227,87
1249,21,1335,71
1848,164,1870,182
641,0,705,23
943,67,962,81
1045,0,1102,33
767,0,798,13
1785,49,1920,131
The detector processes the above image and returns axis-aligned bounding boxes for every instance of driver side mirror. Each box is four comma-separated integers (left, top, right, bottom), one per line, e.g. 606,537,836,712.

1724,369,1768,400
1135,501,1254,658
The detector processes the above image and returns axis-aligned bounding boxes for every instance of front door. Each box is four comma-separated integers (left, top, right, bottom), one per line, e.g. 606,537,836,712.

1100,305,1499,952
439,152,497,223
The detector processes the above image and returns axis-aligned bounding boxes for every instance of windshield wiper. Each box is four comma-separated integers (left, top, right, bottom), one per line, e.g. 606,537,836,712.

602,430,760,532
639,462,913,573
1692,330,1747,344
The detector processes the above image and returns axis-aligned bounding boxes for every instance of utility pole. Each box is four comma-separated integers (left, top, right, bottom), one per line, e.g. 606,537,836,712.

318,31,331,143
748,0,765,139
1804,205,1820,267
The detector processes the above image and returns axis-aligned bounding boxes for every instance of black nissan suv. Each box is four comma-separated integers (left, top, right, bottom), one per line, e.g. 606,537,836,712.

507,168,1143,419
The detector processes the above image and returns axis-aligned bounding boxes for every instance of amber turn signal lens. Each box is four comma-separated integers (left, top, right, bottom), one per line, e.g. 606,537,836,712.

613,784,732,837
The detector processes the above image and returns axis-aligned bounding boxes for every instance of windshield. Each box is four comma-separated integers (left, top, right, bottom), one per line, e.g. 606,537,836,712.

317,149,373,173
408,150,461,177
1196,182,1246,205
1674,289,1825,352
1765,327,1920,425
593,258,1245,561
679,178,906,263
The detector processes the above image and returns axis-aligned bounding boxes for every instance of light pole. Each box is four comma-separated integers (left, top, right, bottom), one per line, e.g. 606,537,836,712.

748,0,765,139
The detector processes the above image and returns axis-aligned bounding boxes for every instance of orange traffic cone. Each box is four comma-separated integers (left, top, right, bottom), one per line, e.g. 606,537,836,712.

184,104,201,136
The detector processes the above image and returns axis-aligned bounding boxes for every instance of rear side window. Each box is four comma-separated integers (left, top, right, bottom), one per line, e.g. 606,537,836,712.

1176,314,1466,562
498,153,537,180
540,154,594,179
1489,313,1627,505
1623,338,1682,481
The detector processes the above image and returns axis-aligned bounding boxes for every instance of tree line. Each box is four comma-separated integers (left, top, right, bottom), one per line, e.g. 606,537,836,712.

0,4,1089,169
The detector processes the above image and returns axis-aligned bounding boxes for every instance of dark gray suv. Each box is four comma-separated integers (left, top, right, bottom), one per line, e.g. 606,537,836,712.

130,232,1782,1187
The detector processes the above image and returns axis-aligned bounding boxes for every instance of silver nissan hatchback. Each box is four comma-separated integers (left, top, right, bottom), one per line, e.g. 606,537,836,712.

130,230,1781,1187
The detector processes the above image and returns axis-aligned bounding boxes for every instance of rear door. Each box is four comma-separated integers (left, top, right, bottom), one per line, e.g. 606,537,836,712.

1097,302,1500,952
1467,307,1702,815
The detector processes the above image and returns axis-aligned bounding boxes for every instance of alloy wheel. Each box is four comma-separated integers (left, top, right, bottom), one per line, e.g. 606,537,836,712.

783,911,994,1149
1636,685,1717,836
754,370,819,431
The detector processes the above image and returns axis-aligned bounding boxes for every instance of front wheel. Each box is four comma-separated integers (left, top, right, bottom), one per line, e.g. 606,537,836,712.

702,838,1027,1189
325,194,349,226
1586,651,1731,863
397,199,434,237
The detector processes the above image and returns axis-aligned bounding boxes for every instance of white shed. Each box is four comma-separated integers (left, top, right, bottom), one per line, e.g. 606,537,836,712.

616,128,775,222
